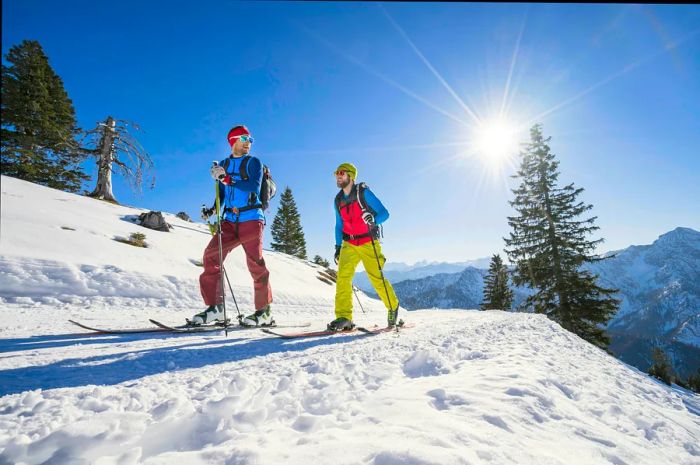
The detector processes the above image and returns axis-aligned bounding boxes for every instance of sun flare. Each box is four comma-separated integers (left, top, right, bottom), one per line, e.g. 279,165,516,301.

473,119,519,166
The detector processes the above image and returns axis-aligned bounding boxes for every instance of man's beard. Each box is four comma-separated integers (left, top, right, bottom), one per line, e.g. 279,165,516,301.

336,178,351,189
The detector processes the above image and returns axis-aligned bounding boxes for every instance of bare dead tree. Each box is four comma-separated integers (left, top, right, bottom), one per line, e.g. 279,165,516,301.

82,116,155,203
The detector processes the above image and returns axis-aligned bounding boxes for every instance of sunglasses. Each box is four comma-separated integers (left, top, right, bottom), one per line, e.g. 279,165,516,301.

238,135,254,143
334,170,347,176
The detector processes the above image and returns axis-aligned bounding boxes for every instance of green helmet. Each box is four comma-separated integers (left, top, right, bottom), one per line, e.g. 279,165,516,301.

334,162,357,180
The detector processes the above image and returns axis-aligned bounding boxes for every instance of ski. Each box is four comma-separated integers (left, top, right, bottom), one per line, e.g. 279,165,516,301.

149,319,311,333
68,319,170,334
261,327,358,339
262,322,414,339
68,319,310,335
356,322,414,335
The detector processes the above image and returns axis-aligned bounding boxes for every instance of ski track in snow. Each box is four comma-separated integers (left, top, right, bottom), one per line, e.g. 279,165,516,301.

1,175,699,465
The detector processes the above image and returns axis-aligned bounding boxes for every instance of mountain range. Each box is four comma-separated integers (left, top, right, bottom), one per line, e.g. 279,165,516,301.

354,257,491,295
378,228,700,378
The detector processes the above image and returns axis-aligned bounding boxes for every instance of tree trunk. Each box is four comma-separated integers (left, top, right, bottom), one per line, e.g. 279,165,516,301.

540,164,569,326
88,116,117,203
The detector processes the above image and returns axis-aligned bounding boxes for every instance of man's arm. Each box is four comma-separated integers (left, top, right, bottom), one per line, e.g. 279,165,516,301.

335,202,343,246
363,188,389,224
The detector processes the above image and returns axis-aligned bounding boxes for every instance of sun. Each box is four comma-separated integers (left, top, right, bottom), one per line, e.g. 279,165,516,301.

473,119,519,167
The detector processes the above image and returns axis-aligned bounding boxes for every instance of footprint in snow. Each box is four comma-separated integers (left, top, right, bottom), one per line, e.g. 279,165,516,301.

402,350,450,378
427,388,470,411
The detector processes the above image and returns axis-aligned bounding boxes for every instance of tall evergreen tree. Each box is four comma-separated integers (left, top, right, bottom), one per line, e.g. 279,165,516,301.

1,40,88,192
504,124,619,348
481,254,514,310
270,186,307,259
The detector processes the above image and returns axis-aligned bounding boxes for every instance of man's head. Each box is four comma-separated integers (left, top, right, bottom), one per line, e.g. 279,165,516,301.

227,125,253,156
334,162,357,189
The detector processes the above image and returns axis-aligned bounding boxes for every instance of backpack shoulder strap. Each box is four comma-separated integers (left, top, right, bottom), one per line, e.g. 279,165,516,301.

222,156,232,173
239,155,252,180
334,189,344,212
356,182,374,214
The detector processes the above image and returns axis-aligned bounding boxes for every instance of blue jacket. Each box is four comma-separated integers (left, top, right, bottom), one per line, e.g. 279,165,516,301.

335,184,389,246
216,155,265,224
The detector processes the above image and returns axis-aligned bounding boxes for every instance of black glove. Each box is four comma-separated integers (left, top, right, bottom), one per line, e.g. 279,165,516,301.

361,211,375,225
334,245,341,265
201,205,215,220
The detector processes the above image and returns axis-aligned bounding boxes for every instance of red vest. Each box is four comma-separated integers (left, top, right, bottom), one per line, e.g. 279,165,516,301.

337,190,373,246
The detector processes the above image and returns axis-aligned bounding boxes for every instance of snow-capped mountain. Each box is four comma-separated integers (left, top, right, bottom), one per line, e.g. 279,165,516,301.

391,267,534,311
587,227,700,377
384,227,700,377
590,227,700,345
392,267,487,309
354,258,491,295
1,176,699,465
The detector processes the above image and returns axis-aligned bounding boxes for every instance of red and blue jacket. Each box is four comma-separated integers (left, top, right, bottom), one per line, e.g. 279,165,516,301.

335,183,389,246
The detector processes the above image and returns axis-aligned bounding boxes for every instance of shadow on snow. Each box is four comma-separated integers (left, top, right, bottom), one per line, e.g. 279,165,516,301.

0,331,368,396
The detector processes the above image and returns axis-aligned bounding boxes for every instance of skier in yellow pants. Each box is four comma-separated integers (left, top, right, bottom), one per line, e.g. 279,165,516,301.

329,163,399,331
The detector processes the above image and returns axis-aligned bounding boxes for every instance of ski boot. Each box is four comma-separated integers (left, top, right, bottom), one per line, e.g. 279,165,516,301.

241,305,275,327
190,304,224,326
327,317,355,331
387,307,404,328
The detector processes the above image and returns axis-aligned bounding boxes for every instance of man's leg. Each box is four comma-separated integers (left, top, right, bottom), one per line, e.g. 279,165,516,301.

358,241,399,312
239,220,272,310
199,221,241,306
334,243,362,321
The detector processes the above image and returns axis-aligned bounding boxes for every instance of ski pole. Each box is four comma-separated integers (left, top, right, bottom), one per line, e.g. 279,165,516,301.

369,231,396,329
205,208,241,323
213,162,229,336
222,265,242,322
352,285,366,314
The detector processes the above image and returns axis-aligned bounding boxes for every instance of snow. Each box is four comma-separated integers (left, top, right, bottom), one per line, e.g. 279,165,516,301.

1,175,699,465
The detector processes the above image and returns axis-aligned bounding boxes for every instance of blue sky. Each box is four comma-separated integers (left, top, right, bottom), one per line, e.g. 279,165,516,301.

3,1,699,264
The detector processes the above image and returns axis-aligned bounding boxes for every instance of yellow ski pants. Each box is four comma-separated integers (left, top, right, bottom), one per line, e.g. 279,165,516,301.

335,240,398,320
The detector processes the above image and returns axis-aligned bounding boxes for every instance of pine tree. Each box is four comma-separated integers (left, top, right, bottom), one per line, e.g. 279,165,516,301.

270,186,307,259
684,368,700,394
1,40,89,192
481,254,514,310
504,124,619,348
648,347,675,385
313,255,330,268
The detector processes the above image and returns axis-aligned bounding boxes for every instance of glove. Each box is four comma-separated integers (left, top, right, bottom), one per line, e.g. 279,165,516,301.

210,164,227,182
334,245,341,265
361,211,375,225
201,206,215,220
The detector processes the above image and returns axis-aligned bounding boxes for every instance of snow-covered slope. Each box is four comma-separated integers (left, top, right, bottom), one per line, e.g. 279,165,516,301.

0,175,372,324
1,176,699,465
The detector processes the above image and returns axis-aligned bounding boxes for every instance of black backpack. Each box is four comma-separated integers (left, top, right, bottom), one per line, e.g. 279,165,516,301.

223,155,277,210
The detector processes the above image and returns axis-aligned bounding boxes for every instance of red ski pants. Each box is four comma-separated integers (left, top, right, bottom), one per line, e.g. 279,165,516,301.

199,220,272,310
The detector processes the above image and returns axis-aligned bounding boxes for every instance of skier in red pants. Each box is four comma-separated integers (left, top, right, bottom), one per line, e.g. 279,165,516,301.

194,125,273,326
